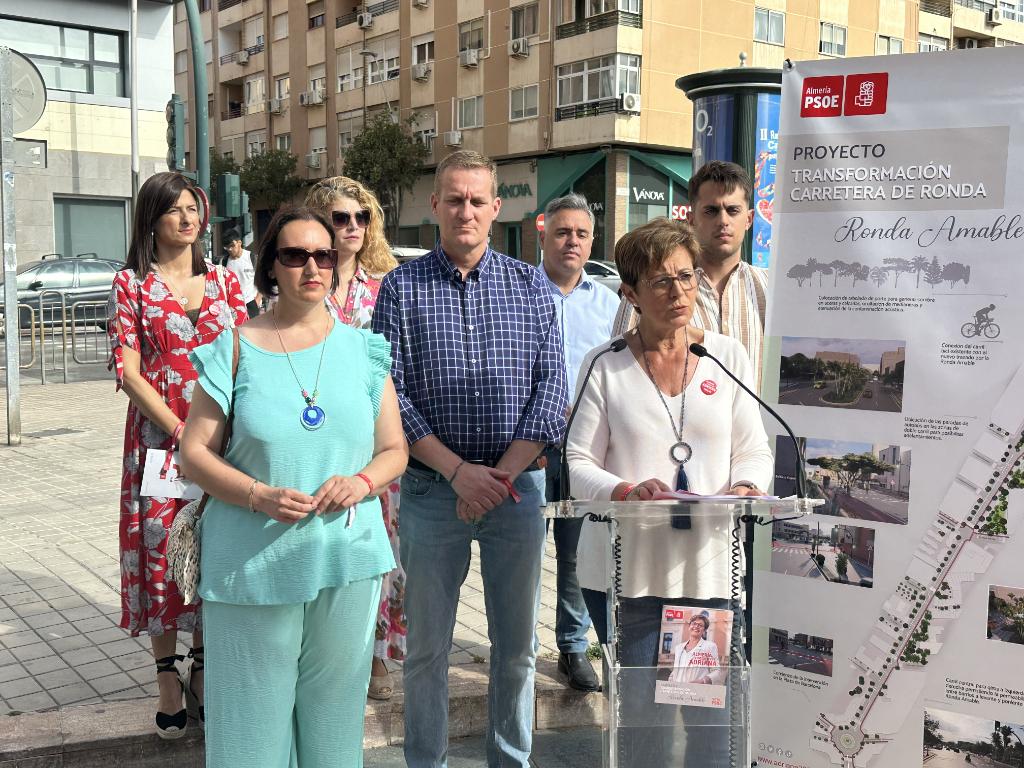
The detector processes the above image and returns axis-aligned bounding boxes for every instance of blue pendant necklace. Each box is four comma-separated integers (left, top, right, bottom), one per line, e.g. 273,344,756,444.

272,306,330,431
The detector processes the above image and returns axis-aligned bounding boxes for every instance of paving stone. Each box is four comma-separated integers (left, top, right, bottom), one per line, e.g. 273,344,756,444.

22,656,69,676
83,627,124,646
47,635,93,654
3,690,57,713
0,630,41,650
0,675,43,700
0,662,29,684
75,659,120,681
88,672,137,696
23,612,68,631
49,681,96,706
10,643,52,663
34,668,85,690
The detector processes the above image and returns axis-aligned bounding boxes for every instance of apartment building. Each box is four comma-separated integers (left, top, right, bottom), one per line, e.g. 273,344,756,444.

1,1,174,264
174,0,1024,261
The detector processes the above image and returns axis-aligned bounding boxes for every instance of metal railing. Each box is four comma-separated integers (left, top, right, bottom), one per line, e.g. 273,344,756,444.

555,10,643,39
71,302,111,365
921,0,952,15
219,42,265,65
337,0,399,27
218,0,243,10
555,97,620,122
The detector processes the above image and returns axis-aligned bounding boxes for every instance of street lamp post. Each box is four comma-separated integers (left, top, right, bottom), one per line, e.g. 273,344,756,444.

359,50,393,123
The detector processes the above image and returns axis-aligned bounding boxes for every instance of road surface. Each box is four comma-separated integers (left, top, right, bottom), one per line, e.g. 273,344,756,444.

768,644,834,677
779,380,902,412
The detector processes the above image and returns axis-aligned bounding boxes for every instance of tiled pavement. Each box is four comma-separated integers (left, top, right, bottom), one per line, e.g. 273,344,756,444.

0,377,572,716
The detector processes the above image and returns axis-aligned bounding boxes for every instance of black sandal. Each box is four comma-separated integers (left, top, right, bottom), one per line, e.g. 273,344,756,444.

185,646,205,727
155,654,187,740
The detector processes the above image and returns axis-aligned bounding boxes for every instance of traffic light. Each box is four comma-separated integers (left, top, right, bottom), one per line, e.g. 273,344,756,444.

165,94,186,172
216,173,241,218
241,191,252,237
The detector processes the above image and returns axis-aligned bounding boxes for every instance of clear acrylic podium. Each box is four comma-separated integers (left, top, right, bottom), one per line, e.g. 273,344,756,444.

543,498,818,768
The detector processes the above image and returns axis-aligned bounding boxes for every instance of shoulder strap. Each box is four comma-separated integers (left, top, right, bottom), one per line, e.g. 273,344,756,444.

193,329,240,519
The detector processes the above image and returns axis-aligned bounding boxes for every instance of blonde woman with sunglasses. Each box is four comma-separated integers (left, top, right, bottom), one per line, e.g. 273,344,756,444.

306,177,406,700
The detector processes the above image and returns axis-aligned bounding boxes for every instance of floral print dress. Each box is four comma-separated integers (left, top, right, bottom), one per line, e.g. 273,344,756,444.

327,266,408,661
108,264,247,637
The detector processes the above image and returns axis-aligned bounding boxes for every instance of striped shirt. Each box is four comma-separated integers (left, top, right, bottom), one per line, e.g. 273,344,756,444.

611,261,769,393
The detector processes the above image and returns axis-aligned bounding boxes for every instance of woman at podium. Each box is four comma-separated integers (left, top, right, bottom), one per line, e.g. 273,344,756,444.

567,217,772,767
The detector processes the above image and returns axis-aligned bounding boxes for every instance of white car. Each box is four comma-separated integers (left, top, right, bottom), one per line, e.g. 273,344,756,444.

391,247,431,264
584,259,621,294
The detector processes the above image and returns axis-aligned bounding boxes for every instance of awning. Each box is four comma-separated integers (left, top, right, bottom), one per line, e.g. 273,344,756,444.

534,151,605,215
626,150,693,193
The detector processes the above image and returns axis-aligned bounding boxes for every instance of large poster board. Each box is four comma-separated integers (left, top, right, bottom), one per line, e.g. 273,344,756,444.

754,47,1024,768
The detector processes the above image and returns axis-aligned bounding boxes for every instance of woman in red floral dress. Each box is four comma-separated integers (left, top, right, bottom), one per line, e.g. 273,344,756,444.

107,172,247,738
307,176,407,700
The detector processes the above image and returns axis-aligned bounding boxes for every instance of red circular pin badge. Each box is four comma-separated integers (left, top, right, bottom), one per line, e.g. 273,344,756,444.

700,380,717,395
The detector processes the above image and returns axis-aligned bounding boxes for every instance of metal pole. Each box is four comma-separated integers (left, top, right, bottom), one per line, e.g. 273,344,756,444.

0,47,22,445
183,0,209,192
129,0,140,217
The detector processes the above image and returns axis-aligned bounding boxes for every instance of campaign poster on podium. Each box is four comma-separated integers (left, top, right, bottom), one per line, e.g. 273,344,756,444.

753,47,1024,768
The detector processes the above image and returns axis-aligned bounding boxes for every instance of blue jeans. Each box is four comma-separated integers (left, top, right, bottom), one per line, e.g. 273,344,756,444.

544,447,592,654
582,590,736,768
400,467,547,768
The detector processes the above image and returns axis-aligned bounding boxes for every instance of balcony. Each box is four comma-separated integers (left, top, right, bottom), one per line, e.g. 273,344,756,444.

556,11,642,40
219,41,264,65
219,0,242,9
337,0,399,28
555,97,619,122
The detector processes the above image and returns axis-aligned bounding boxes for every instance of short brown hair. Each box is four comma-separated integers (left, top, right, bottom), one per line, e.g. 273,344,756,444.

305,176,398,276
434,150,498,198
688,160,752,207
253,207,338,298
614,218,700,288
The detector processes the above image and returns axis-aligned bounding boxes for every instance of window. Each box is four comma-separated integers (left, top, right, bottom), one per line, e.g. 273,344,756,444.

919,33,948,52
337,46,363,91
244,76,265,110
459,18,485,52
366,35,399,84
875,35,903,55
309,126,327,153
275,133,291,151
0,17,124,96
204,40,213,64
174,50,187,74
51,197,127,269
17,261,76,291
557,0,575,23
412,34,435,64
338,109,363,151
199,0,211,11
275,76,290,99
510,84,539,120
556,54,640,107
308,63,326,93
819,22,847,56
587,0,640,14
754,8,785,46
77,261,117,288
512,4,539,38
413,111,436,151
245,130,266,158
458,96,484,129
273,13,288,40
308,1,325,29
244,16,264,48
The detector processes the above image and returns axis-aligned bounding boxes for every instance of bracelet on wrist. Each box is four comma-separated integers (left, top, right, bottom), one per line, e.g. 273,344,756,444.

355,472,374,494
247,478,260,514
448,460,466,484
619,484,636,501
171,421,184,447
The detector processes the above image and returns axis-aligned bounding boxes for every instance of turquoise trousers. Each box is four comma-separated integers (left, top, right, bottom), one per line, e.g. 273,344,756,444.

203,577,382,767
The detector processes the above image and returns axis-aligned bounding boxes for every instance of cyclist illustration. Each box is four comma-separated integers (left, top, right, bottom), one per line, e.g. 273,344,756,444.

962,304,1000,339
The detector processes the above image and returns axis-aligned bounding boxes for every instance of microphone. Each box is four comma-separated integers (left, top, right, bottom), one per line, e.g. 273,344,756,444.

689,342,807,499
558,338,629,502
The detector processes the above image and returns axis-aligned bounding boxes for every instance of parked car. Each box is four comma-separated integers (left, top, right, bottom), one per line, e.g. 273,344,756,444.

584,259,621,294
0,254,122,330
391,246,431,264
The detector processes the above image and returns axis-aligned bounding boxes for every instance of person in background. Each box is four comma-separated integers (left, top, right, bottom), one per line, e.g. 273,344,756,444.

180,206,407,766
107,171,248,739
613,161,769,391
372,150,567,768
538,192,618,693
568,217,772,766
223,229,261,318
306,176,405,700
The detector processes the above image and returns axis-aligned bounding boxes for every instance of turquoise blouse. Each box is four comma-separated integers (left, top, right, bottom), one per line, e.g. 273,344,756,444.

189,323,396,605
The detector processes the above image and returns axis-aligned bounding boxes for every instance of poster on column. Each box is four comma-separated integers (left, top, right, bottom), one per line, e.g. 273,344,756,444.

752,47,1024,768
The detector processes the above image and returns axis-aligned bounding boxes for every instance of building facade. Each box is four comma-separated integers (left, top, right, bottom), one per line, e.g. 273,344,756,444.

1,1,175,264
174,0,1024,261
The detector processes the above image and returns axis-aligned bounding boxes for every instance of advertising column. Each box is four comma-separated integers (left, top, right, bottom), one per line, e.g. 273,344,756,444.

753,48,1024,768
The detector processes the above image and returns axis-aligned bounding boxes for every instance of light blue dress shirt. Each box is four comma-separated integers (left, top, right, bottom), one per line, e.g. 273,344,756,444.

540,262,620,396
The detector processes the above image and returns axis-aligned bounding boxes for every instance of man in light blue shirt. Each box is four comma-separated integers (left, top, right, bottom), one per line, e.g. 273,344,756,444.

539,193,619,692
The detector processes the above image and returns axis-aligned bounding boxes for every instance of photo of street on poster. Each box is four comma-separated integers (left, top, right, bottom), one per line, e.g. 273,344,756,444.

654,605,732,708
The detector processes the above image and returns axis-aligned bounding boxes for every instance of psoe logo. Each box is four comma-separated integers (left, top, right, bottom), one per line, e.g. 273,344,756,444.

844,72,889,116
800,75,844,117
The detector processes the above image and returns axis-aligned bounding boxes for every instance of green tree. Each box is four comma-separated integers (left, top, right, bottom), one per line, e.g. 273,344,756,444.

835,552,849,580
341,111,430,242
239,149,306,212
807,453,895,494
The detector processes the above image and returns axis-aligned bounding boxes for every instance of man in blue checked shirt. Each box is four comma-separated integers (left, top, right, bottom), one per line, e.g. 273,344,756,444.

372,150,567,768
538,193,618,695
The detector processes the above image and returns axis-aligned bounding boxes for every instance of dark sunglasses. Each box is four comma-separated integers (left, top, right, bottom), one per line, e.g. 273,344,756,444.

276,247,338,269
331,209,371,229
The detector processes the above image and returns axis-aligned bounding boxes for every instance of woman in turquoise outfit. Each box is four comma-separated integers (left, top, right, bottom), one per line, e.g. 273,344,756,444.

180,206,407,767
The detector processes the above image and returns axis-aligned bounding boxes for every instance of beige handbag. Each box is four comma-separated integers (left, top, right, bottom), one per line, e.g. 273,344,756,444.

167,329,240,604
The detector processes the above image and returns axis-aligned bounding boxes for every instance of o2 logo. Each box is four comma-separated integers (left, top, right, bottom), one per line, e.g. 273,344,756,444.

759,742,794,759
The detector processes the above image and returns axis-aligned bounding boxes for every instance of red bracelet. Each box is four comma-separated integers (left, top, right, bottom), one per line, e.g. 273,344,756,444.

501,478,522,503
355,473,374,493
171,421,184,447
618,484,636,501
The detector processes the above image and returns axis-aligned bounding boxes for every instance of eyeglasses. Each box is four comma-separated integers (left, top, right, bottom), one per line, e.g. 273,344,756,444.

276,247,338,269
331,209,371,229
646,271,699,294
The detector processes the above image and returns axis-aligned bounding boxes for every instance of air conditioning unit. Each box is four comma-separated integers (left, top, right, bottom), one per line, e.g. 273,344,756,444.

357,11,373,28
443,130,463,147
988,7,1005,24
305,152,322,168
237,49,250,64
299,89,325,106
958,37,979,49
618,92,641,114
510,37,530,58
412,62,430,81
268,97,284,114
412,0,429,7
459,48,480,68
